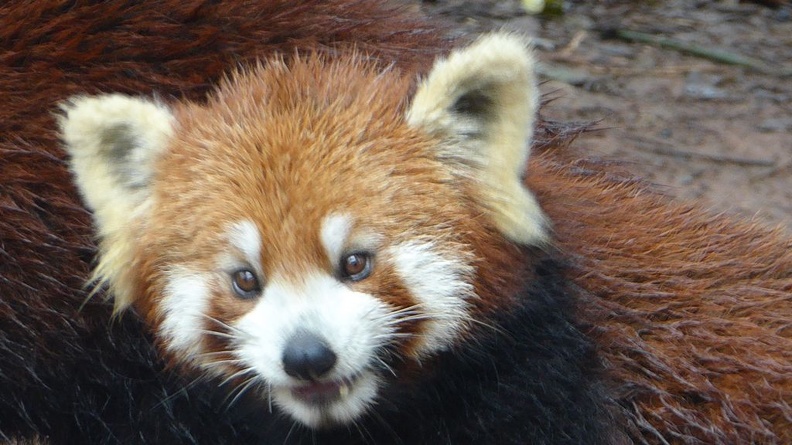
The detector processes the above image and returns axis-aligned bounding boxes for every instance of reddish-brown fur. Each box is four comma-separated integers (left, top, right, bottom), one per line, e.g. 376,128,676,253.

1,1,790,443
528,148,792,443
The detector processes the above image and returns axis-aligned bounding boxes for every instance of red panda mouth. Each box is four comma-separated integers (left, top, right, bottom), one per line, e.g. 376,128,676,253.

290,375,358,405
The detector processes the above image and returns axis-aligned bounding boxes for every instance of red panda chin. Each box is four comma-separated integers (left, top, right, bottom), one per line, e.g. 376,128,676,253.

276,371,380,428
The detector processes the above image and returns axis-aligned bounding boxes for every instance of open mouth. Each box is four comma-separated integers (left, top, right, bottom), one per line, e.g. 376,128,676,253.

275,370,380,427
290,375,359,405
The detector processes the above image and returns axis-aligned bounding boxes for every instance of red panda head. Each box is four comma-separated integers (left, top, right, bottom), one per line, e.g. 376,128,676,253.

60,34,546,428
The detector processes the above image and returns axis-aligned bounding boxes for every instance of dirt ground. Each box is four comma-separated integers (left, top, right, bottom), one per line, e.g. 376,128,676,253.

418,0,792,232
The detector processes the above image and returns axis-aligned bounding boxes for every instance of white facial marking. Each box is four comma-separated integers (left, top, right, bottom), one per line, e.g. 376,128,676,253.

227,219,262,270
388,241,475,356
320,213,352,265
233,272,394,428
160,269,210,361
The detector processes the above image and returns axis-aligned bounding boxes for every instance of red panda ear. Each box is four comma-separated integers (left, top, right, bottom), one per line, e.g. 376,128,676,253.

59,94,175,311
407,33,548,245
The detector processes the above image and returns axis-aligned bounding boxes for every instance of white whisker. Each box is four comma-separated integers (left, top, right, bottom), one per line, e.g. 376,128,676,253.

375,357,397,378
198,350,236,358
200,329,237,340
371,332,413,340
462,314,506,336
224,377,261,410
199,313,250,338
267,382,273,413
283,420,299,445
202,358,245,368
220,366,257,387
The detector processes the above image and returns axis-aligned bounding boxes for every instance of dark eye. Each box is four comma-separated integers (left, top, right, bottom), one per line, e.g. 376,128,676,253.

231,269,261,299
340,252,373,282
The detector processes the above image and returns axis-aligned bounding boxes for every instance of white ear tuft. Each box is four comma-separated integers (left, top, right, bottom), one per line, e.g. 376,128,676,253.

59,94,174,216
407,33,548,245
59,94,175,310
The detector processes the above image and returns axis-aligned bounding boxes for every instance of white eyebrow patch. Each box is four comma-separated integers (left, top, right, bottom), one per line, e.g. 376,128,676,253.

320,213,353,263
227,219,262,268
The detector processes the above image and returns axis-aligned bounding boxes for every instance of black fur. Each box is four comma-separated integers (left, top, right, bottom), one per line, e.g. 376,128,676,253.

0,295,260,444
1,256,614,443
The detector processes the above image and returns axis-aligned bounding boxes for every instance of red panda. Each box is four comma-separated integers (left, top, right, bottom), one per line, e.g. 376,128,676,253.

58,33,621,443
1,1,790,444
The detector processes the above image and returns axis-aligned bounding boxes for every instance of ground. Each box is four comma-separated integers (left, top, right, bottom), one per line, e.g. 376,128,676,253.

418,0,792,232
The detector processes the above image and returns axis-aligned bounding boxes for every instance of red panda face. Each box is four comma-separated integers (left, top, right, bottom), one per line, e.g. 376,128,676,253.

60,34,545,428
141,59,480,426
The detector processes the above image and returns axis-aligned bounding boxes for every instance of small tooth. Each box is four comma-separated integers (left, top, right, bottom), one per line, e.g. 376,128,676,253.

339,383,349,397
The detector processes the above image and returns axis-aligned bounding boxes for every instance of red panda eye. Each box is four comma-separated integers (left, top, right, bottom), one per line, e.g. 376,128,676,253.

231,269,261,298
340,252,372,282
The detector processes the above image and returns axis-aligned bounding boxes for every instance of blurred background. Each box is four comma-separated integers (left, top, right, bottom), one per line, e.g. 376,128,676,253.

417,0,792,232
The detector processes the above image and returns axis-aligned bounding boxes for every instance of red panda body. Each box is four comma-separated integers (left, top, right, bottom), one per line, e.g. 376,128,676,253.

1,1,790,444
530,153,792,444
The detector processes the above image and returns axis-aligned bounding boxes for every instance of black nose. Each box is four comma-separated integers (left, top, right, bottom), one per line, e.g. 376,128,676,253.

282,331,337,381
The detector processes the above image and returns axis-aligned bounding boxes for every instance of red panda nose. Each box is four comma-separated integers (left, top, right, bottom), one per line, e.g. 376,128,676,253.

282,331,337,381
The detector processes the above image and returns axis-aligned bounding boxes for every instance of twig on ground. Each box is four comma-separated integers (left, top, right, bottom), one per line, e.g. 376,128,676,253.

559,30,587,57
586,64,720,77
604,28,792,77
626,135,777,167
